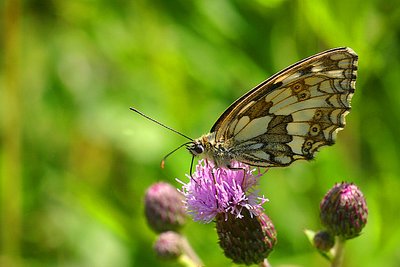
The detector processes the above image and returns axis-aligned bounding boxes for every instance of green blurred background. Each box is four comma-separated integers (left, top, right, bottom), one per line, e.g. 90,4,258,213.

1,0,399,266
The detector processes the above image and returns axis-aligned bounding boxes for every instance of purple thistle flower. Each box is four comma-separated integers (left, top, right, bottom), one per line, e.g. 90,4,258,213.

177,159,268,223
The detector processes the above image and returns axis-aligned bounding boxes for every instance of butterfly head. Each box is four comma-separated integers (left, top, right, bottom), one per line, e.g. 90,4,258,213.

187,133,217,158
187,133,225,162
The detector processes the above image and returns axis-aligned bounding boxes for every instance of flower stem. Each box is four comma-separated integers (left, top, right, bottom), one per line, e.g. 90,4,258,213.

259,258,272,267
179,236,203,267
331,237,346,267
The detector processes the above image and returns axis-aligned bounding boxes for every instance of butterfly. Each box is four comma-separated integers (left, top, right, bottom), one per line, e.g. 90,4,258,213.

131,47,358,170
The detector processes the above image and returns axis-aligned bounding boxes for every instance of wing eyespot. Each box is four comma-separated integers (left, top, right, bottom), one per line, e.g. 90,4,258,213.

292,82,304,93
310,124,321,136
297,90,311,101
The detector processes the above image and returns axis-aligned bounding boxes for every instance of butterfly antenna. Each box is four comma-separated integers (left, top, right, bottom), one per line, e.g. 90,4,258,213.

161,142,193,168
129,107,194,141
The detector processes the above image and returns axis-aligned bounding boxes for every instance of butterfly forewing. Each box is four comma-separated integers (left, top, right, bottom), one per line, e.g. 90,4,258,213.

209,47,357,167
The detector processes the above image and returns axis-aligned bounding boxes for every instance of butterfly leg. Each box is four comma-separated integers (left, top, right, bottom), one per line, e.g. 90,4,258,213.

205,159,220,209
227,164,247,187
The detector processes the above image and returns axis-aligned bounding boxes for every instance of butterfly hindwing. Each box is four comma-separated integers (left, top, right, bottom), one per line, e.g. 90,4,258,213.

210,47,357,167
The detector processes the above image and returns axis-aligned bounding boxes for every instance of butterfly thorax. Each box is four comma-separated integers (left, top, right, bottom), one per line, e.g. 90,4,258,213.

187,132,234,167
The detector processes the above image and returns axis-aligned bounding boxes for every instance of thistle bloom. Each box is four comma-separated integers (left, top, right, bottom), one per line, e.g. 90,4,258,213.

178,160,275,264
177,159,268,223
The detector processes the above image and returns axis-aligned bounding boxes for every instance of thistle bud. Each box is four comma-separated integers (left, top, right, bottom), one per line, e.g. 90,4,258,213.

216,209,277,265
153,231,183,260
144,182,186,233
313,230,335,252
320,182,368,239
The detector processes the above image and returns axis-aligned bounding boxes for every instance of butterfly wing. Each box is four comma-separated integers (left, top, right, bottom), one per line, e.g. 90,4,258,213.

211,47,358,167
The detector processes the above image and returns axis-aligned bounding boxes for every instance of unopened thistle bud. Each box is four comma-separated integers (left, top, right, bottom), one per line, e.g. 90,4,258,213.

153,231,184,260
216,209,277,265
144,182,186,233
320,182,368,239
313,230,335,252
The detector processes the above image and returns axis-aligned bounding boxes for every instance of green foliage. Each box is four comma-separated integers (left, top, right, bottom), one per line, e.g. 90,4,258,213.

1,0,399,266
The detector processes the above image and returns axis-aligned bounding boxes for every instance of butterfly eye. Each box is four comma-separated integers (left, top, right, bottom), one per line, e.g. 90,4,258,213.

188,142,204,156
193,144,204,155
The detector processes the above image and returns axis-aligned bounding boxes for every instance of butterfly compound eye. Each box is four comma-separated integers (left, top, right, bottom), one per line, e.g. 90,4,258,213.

188,142,204,156
194,145,204,155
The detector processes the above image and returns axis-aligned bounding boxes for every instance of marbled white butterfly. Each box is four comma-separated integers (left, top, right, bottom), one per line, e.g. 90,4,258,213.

131,47,358,170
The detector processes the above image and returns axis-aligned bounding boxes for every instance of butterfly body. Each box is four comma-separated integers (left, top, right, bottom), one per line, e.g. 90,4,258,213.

188,132,233,167
187,47,358,168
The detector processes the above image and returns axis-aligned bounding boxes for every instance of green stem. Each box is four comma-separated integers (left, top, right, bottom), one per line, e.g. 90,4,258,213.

179,236,203,267
259,258,272,267
331,237,346,267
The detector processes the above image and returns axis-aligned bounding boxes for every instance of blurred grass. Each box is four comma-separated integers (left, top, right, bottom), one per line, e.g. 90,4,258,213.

1,0,400,266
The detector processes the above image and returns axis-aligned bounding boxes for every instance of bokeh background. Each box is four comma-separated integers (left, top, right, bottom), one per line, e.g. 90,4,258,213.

1,0,400,266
